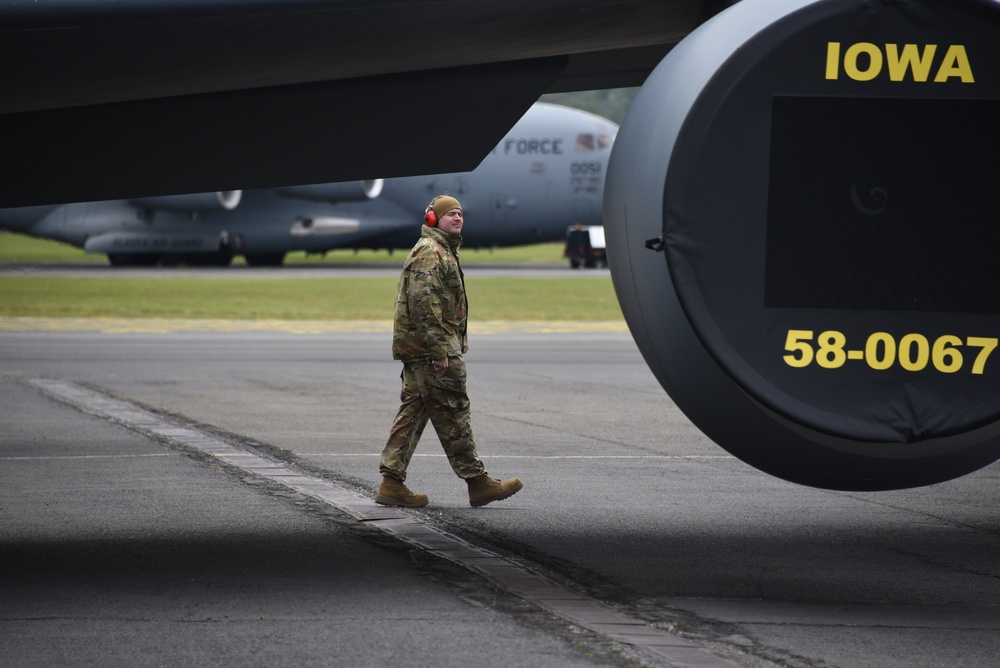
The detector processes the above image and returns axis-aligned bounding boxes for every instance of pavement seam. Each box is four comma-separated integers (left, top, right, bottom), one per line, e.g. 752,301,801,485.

27,377,747,668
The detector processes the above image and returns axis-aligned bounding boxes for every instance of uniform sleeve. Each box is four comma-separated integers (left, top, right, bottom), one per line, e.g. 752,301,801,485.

406,248,451,360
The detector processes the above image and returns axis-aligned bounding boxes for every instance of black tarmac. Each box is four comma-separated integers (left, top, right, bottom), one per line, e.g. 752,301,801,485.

2,327,1000,667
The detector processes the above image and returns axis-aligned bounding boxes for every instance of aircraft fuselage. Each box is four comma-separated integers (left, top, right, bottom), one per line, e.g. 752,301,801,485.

0,103,616,266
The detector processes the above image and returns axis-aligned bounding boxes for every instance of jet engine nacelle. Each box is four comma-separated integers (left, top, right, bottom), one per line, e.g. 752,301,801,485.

129,191,242,212
274,180,384,203
605,0,1000,490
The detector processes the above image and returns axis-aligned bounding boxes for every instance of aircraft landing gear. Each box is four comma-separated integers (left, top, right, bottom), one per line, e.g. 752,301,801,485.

107,253,157,267
244,253,285,267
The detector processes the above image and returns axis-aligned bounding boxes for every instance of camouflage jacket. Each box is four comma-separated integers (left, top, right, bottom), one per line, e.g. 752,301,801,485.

392,225,469,362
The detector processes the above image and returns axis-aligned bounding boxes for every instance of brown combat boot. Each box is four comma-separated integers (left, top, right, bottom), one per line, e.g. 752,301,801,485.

467,475,523,507
375,476,429,508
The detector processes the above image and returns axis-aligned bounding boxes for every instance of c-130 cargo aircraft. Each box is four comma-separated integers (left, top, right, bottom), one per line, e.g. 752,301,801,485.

0,103,616,266
3,0,999,491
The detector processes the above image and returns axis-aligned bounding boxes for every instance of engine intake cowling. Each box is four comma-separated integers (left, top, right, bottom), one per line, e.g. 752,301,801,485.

129,191,242,212
605,0,1000,490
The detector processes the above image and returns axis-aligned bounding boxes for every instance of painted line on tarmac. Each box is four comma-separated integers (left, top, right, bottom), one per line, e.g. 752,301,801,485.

0,317,626,334
300,453,734,460
27,377,747,668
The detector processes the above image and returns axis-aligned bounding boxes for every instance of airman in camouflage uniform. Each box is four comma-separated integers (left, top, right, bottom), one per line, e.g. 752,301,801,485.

376,196,523,508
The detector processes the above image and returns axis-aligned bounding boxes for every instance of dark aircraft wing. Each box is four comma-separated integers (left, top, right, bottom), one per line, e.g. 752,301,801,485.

0,0,707,208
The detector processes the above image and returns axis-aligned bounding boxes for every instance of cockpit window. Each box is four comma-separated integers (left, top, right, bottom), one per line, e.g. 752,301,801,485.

575,133,614,153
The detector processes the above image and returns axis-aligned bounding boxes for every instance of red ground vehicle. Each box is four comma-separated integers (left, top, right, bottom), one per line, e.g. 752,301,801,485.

564,225,606,268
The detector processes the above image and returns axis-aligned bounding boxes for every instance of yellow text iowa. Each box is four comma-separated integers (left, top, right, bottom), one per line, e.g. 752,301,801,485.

825,42,974,83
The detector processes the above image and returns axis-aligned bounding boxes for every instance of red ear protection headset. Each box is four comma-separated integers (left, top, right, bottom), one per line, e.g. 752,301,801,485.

423,197,440,226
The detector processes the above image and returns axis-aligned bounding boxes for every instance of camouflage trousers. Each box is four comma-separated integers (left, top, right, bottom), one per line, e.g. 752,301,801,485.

380,357,486,482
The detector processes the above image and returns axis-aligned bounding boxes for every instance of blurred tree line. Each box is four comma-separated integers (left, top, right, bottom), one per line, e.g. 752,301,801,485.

539,88,639,125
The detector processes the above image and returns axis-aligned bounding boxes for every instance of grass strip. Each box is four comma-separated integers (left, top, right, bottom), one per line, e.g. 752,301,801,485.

0,276,623,321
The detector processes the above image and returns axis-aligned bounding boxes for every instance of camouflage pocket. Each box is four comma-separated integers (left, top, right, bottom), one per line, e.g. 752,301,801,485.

426,357,468,405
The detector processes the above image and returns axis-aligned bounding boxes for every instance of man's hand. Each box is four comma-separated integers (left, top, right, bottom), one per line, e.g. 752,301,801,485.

432,357,449,375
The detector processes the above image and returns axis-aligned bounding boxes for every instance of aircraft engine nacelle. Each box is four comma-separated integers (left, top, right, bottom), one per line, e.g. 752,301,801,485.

129,191,242,212
605,0,1000,490
274,180,384,203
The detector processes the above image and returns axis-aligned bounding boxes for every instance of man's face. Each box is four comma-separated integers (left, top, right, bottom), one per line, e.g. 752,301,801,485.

437,208,464,235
